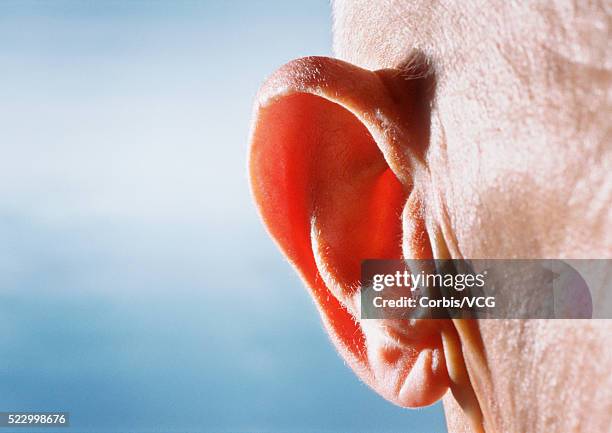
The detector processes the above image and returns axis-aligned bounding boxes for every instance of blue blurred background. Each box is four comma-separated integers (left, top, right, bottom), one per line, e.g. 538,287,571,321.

0,1,446,432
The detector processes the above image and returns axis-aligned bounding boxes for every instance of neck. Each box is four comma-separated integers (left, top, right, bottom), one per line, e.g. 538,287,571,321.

451,319,611,433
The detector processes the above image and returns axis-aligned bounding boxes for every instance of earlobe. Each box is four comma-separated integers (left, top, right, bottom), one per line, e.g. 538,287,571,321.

249,56,450,408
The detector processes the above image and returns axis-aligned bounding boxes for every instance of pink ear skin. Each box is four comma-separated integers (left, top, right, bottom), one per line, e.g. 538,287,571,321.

249,56,451,408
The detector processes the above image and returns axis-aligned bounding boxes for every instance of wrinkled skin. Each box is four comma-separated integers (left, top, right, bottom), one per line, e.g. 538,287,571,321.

334,2,611,432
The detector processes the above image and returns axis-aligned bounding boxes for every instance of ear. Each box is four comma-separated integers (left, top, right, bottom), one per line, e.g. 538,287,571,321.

248,56,448,407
